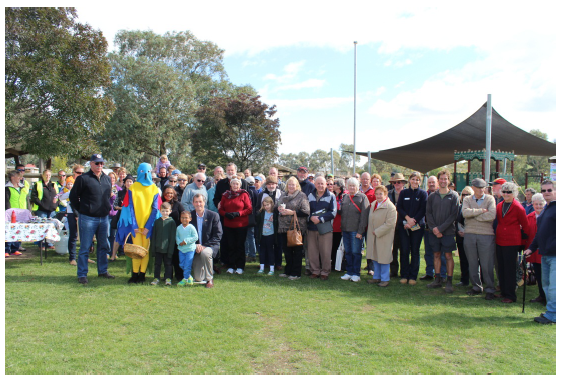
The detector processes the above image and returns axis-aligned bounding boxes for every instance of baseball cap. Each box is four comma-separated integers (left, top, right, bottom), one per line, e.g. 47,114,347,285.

245,176,255,185
492,178,507,185
297,166,308,172
197,163,206,169
255,176,263,182
90,154,105,163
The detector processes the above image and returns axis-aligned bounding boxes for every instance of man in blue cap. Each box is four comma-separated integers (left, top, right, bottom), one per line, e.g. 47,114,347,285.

70,154,114,284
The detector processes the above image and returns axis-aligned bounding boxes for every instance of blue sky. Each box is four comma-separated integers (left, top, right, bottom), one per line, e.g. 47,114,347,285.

67,1,557,160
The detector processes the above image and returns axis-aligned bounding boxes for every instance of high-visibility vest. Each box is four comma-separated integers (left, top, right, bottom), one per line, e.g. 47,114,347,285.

32,181,60,212
7,185,28,209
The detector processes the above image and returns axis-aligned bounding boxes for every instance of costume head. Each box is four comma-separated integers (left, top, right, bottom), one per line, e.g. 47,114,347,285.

137,163,153,187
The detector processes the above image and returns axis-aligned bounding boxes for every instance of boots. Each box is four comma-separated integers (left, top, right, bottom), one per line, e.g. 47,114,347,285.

445,276,454,293
427,275,442,288
128,272,139,284
138,272,146,284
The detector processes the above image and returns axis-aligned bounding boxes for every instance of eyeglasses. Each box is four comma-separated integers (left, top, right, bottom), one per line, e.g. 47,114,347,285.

59,174,66,177
327,183,334,186
16,169,25,172
541,188,554,193
94,162,104,166
502,191,513,194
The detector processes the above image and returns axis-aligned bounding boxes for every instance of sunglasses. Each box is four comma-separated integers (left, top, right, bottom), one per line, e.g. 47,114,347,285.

94,162,104,166
461,194,469,196
197,179,204,182
16,169,25,172
198,167,206,170
178,179,187,182
502,191,513,194
169,180,177,183
327,183,334,186
541,189,554,193
75,171,83,175
59,174,66,177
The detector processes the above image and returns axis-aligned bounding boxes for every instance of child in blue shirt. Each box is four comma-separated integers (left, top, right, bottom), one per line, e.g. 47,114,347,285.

255,197,277,275
176,211,199,286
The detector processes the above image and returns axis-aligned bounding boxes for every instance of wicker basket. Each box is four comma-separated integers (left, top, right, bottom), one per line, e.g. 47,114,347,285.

123,233,149,259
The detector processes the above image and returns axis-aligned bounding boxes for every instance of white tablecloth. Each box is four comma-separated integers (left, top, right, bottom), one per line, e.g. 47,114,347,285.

4,222,61,243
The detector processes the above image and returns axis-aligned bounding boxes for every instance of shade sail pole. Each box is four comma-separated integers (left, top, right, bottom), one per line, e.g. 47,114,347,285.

485,94,492,182
353,41,357,174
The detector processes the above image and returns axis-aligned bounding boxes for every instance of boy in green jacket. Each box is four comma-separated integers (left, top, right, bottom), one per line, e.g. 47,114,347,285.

150,202,176,286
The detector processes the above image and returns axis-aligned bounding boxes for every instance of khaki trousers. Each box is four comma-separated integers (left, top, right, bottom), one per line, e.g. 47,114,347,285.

191,247,214,282
308,230,333,276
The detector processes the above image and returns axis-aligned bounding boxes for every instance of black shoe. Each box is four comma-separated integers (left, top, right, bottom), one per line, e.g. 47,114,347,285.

78,277,88,285
98,273,115,279
485,292,496,300
534,316,555,325
530,296,546,303
138,272,146,283
466,289,482,296
128,272,139,284
419,274,433,281
305,269,312,276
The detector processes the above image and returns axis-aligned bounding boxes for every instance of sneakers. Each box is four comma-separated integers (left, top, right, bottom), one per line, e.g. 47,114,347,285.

341,274,352,281
5,253,10,258
165,279,172,286
350,275,361,282
534,315,555,325
235,268,243,275
267,271,274,276
78,277,88,285
98,273,115,279
151,278,160,285
368,270,374,276
288,276,300,280
177,278,188,286
12,251,22,256
187,276,194,285
257,269,264,274
278,273,288,278
226,268,234,274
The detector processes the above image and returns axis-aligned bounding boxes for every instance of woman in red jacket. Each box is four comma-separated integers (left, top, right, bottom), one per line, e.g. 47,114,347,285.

219,178,253,275
495,182,531,303
525,193,546,305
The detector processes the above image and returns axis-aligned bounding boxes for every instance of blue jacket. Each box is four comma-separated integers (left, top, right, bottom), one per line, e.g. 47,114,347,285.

300,179,315,197
396,188,428,227
529,200,556,257
307,189,337,231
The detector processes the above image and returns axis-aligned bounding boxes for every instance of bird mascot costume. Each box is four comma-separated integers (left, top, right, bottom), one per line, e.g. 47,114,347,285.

117,163,162,283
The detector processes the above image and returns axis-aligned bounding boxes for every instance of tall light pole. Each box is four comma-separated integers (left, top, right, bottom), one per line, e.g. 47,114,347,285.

485,94,492,182
353,41,357,174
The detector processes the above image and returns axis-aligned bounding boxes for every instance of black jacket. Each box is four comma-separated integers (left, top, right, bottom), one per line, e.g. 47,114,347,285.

70,170,112,217
213,177,249,209
190,209,223,258
30,180,58,212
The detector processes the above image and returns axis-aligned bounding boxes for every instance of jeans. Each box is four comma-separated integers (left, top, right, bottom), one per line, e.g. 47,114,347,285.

342,231,363,276
423,229,446,278
5,241,21,254
154,253,172,280
245,226,257,258
399,226,424,280
541,256,556,322
77,214,109,278
35,210,55,247
179,251,195,279
108,216,116,257
259,235,275,267
373,261,390,282
67,212,78,261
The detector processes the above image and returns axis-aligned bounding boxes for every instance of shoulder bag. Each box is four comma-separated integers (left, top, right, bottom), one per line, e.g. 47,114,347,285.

287,212,303,247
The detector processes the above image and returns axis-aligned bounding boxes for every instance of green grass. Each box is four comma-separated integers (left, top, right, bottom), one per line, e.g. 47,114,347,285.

5,244,555,374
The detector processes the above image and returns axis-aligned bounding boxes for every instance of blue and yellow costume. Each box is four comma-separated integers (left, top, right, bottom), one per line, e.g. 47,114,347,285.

116,163,161,283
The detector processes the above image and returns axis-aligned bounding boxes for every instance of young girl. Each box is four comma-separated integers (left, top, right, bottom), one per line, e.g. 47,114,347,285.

255,196,277,275
155,155,171,175
176,211,199,286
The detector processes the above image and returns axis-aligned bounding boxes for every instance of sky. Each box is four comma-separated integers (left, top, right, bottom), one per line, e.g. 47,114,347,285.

69,1,558,161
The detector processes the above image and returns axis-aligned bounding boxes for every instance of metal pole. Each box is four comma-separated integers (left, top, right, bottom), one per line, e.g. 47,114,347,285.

485,94,492,182
331,148,334,175
353,41,357,174
367,151,371,175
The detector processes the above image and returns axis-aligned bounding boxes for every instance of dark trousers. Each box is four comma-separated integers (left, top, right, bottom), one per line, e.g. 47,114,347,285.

331,232,344,271
259,235,275,267
154,253,173,280
219,217,227,264
172,246,183,281
390,225,401,276
67,212,78,261
496,245,519,301
532,262,546,300
274,234,283,267
224,226,248,270
281,234,303,277
457,237,469,285
399,226,424,280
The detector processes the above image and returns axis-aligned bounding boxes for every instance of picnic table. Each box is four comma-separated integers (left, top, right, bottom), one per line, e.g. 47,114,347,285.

5,221,61,265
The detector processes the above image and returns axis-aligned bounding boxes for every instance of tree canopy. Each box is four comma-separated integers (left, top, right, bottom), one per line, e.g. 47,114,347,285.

5,7,114,159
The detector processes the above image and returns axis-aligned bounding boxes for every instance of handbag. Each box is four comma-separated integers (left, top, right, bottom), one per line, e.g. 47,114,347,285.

316,220,333,235
335,239,344,271
287,212,303,247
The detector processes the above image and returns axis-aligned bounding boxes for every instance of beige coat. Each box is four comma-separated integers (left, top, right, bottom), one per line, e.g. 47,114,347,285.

366,198,397,264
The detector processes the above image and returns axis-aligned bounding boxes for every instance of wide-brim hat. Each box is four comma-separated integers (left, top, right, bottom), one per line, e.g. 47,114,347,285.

389,173,407,183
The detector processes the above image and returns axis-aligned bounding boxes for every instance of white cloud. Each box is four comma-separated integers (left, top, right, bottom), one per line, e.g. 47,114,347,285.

264,61,306,82
270,97,353,111
277,79,326,91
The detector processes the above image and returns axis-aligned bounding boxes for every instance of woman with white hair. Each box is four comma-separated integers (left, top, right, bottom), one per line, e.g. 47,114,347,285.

339,178,370,282
219,178,253,274
495,181,531,303
524,193,547,304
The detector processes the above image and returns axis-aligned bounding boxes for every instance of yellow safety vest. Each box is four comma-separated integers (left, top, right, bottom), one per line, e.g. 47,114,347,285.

32,181,60,212
7,184,28,209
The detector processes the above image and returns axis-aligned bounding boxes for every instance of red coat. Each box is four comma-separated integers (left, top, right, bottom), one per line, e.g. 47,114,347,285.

525,211,542,264
219,190,252,228
496,200,531,247
362,186,377,204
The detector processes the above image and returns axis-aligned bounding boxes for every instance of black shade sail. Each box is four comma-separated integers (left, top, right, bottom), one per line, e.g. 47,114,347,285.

346,103,556,172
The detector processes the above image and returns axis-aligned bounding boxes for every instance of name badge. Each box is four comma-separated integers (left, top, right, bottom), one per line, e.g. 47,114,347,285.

404,197,410,200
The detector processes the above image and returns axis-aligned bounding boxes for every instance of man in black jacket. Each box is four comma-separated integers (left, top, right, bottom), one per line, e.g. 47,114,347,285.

69,154,114,284
212,162,248,208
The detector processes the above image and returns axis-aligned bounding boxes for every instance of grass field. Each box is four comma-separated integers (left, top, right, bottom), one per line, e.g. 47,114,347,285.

4,243,555,375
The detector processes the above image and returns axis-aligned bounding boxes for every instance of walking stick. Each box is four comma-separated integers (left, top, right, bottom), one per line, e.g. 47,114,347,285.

521,256,527,314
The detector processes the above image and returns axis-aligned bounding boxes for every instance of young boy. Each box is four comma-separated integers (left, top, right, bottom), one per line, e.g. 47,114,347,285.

176,211,199,286
149,202,176,286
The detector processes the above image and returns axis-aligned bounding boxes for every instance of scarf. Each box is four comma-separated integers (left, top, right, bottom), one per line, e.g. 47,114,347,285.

373,197,388,212
225,189,247,200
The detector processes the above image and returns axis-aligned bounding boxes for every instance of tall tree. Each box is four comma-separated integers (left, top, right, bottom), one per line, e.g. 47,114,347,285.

5,7,114,159
99,30,226,169
192,93,281,171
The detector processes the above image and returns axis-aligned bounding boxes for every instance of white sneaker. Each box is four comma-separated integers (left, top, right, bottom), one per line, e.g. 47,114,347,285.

351,275,361,282
226,268,234,274
288,276,301,280
235,268,244,275
341,274,352,281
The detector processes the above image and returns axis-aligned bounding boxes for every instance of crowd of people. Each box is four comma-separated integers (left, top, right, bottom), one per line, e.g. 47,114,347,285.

5,153,556,325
